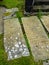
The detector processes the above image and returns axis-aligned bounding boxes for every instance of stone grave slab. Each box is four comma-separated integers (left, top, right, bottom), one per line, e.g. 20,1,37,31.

0,7,5,34
3,7,19,20
22,16,49,61
41,16,49,32
43,60,49,65
4,18,29,60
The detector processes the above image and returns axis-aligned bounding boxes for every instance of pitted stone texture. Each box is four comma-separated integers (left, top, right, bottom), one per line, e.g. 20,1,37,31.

0,7,5,34
41,16,49,32
4,18,29,60
22,16,49,61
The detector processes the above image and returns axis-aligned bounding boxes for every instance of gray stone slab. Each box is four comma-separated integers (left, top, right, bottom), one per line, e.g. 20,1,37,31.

33,5,49,10
35,0,49,2
0,7,5,34
3,7,19,20
22,16,49,61
4,18,29,60
41,16,49,32
43,61,49,65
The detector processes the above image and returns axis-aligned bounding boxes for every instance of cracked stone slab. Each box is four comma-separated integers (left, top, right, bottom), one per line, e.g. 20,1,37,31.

3,7,19,19
22,16,49,61
41,15,49,32
4,18,29,60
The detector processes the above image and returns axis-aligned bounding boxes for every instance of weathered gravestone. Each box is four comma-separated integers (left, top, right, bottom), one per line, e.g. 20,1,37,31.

43,60,49,65
22,16,49,61
41,15,49,33
0,7,5,34
4,18,29,60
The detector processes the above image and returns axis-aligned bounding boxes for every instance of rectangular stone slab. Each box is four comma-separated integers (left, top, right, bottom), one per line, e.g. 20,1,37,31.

41,16,49,32
0,7,4,34
35,0,49,2
22,16,49,61
4,18,29,60
33,5,49,10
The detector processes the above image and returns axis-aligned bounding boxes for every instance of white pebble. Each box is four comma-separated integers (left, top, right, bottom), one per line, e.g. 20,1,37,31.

47,49,49,52
22,51,25,54
18,33,20,35
12,47,14,50
19,48,23,51
18,41,21,45
46,45,49,48
5,46,7,49
15,37,18,40
4,38,6,41
22,51,29,56
15,50,17,52
10,55,12,59
8,47,10,50
15,44,19,48
10,36,13,39
20,45,22,47
13,50,15,53
24,48,27,51
11,49,14,51
14,55,17,58
8,51,11,55
23,44,26,47
25,52,29,56
41,46,44,49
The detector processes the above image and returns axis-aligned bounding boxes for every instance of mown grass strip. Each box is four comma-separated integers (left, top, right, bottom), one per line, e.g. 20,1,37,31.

16,11,32,56
37,11,49,38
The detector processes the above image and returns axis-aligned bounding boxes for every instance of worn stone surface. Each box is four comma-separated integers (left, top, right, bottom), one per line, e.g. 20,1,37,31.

22,16,49,61
35,0,49,2
43,60,49,65
41,16,49,32
33,5,49,10
4,18,29,60
0,7,5,34
3,7,19,19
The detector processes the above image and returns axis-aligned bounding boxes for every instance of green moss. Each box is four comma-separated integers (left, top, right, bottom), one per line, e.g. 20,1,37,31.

4,12,11,16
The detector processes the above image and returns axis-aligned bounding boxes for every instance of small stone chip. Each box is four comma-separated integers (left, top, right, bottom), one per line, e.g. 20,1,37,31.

15,37,18,40
15,44,19,48
18,41,21,45
14,55,17,58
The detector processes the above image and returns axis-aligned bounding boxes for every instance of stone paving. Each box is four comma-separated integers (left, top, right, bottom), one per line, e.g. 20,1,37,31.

22,16,49,61
4,18,29,60
0,7,19,34
43,60,49,65
3,7,19,19
41,16,49,32
1,6,49,62
33,5,49,10
0,7,5,34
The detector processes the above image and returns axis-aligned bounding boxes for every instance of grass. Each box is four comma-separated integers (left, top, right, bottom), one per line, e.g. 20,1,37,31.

0,34,43,65
37,10,49,38
0,0,43,65
0,12,43,65
16,11,32,55
0,0,24,8
0,0,24,17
